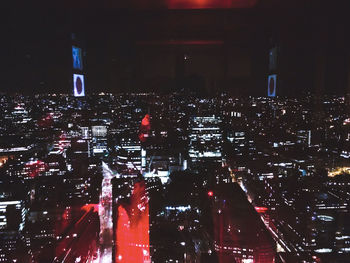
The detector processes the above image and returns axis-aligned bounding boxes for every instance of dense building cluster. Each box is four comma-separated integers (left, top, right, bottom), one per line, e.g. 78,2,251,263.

1,92,350,262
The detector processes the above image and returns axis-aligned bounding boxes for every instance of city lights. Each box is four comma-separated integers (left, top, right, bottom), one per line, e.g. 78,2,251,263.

2,2,350,263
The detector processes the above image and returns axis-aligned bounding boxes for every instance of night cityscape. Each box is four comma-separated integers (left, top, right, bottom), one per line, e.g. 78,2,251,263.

2,1,350,262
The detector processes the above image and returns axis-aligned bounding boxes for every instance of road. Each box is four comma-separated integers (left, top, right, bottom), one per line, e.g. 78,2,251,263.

93,162,116,263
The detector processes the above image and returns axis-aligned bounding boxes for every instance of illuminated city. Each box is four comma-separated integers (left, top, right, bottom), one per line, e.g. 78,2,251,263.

2,1,350,263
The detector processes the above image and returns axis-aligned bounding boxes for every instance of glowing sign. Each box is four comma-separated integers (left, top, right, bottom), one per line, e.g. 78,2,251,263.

267,74,276,97
73,74,85,97
72,46,83,71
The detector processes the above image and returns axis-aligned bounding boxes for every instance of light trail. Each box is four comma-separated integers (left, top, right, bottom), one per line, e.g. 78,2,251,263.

61,248,72,263
96,162,117,263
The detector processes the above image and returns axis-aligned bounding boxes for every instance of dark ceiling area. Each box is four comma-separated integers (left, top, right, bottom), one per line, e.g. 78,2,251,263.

4,0,349,95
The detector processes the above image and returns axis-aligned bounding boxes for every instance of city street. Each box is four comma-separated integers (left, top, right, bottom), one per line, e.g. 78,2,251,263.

93,162,115,263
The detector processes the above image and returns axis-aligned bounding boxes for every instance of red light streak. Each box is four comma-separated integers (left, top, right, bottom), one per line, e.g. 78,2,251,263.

255,206,268,213
116,181,150,262
82,203,99,213
53,206,99,262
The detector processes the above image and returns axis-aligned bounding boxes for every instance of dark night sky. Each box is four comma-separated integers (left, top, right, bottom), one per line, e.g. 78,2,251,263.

2,0,350,96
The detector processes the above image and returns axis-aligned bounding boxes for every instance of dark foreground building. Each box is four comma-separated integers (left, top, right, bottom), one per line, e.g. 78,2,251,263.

211,183,276,263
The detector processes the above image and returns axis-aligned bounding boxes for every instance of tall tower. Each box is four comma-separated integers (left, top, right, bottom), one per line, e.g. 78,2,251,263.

267,38,278,97
71,33,86,97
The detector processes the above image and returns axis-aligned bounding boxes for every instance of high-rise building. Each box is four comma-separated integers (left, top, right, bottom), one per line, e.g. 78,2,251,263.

0,201,25,231
213,183,276,263
116,136,142,175
71,33,86,97
267,43,278,97
0,188,27,262
91,125,108,156
189,116,223,165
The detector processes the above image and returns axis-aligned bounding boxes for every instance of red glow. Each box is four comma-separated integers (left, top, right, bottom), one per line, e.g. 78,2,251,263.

53,206,99,262
137,40,224,46
25,160,47,178
138,133,145,142
116,181,150,262
212,202,239,263
82,203,99,213
208,191,214,197
141,114,150,126
255,206,268,213
167,0,257,9
38,113,54,127
54,207,72,237
139,114,151,142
